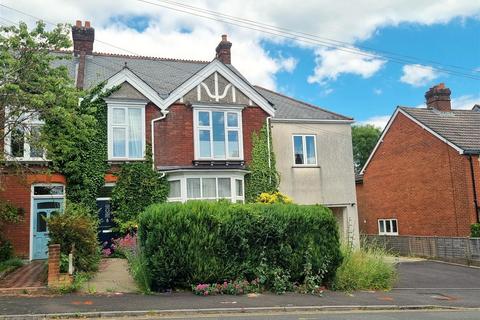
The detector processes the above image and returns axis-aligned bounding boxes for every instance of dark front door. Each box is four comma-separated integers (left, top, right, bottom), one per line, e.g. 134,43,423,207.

96,198,117,247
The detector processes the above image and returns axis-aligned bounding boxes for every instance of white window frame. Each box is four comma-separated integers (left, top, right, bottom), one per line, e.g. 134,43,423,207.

166,171,245,203
4,112,46,162
378,219,398,236
292,134,317,166
193,106,244,161
107,99,146,161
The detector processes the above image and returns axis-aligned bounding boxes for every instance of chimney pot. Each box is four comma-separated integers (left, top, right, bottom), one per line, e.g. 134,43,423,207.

215,34,232,64
75,20,81,27
72,20,95,55
85,21,91,28
425,83,451,112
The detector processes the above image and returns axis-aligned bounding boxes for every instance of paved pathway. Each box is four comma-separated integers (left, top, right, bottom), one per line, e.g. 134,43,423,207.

80,258,137,294
0,261,46,293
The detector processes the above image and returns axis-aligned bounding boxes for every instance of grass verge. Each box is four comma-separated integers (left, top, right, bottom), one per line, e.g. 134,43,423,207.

333,243,397,292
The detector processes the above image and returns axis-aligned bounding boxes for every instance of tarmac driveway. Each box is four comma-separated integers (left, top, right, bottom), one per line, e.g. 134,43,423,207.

395,261,480,289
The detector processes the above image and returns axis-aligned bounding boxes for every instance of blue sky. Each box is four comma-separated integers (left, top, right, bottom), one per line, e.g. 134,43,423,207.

267,18,480,125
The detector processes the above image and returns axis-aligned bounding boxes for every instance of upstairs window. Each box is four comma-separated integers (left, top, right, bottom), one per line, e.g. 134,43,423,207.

293,135,317,165
108,104,145,160
194,109,243,160
378,219,398,235
4,112,45,161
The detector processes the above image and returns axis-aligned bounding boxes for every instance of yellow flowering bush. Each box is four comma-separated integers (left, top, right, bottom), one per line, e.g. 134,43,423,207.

256,192,293,204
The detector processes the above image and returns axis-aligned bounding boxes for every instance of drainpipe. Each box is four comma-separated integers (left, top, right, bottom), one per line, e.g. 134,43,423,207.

151,110,169,170
266,116,272,183
468,155,480,223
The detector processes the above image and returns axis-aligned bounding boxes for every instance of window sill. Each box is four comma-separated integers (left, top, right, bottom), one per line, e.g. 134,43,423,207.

108,158,146,162
291,165,320,168
5,158,50,163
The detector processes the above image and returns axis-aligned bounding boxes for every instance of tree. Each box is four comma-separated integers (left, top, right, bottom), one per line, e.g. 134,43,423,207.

351,125,381,173
0,21,75,162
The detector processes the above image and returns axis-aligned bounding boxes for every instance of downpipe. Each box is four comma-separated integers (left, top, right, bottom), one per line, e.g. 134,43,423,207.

151,110,169,170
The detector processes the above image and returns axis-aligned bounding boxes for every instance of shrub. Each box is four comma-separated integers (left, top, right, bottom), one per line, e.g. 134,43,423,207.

471,223,480,238
333,243,397,291
0,237,13,263
0,257,24,273
138,201,341,291
47,203,100,272
256,192,293,204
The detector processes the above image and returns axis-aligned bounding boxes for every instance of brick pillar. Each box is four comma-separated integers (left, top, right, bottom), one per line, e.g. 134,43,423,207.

48,244,60,287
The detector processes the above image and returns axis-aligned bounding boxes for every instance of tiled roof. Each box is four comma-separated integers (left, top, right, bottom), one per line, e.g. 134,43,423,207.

254,86,352,121
52,51,351,121
400,107,480,154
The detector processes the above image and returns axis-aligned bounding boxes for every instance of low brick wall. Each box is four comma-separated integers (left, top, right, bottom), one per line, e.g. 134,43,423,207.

48,244,73,288
362,235,480,267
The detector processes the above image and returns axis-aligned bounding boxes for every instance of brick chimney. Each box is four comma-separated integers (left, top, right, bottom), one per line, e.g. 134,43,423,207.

425,83,451,111
72,20,94,89
72,20,94,55
215,34,232,64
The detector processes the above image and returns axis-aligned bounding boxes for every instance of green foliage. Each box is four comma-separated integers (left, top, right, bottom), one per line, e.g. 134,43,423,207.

351,124,381,173
124,249,152,294
138,201,342,291
43,84,114,211
0,21,74,161
0,237,13,262
333,243,397,291
245,123,279,202
47,203,100,272
111,148,169,232
0,257,24,273
0,201,23,227
471,223,480,238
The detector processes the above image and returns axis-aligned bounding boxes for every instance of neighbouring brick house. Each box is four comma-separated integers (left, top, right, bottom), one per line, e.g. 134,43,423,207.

356,84,480,237
1,21,359,260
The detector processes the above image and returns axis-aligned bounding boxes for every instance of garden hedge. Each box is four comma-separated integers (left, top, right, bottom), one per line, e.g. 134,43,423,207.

138,201,342,290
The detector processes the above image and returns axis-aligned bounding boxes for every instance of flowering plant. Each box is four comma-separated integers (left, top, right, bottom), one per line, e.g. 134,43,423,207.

192,279,261,296
256,192,293,204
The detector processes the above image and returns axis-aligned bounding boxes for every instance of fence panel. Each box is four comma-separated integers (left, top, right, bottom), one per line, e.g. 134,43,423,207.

362,235,480,266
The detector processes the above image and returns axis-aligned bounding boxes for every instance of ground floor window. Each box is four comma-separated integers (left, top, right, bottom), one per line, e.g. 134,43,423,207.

167,171,245,203
378,218,398,235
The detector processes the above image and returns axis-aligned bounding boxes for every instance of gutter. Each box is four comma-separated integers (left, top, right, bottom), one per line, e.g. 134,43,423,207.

270,118,354,124
468,155,480,223
151,111,169,170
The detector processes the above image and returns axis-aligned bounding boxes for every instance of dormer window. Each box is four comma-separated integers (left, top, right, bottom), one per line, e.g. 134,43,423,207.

194,107,243,160
107,100,146,161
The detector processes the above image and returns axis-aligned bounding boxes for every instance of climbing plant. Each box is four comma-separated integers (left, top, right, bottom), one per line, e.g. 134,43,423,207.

245,123,279,203
111,147,169,233
42,83,117,211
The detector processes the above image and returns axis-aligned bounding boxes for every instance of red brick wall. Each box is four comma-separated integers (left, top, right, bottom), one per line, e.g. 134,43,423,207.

356,112,477,237
152,103,267,167
0,173,66,258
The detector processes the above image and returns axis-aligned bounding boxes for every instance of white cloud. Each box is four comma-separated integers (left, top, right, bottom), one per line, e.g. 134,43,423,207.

400,64,439,87
452,94,480,110
307,48,386,85
359,115,391,129
2,0,480,89
373,88,383,95
277,57,298,73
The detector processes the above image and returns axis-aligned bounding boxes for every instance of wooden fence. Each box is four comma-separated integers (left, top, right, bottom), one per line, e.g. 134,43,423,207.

362,235,480,266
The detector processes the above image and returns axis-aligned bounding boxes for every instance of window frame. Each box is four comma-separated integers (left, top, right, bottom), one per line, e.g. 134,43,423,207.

107,100,147,161
378,218,398,236
167,173,245,203
4,112,46,162
193,106,244,161
292,134,317,166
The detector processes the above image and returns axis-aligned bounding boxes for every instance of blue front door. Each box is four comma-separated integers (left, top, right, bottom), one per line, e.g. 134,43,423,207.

32,199,63,260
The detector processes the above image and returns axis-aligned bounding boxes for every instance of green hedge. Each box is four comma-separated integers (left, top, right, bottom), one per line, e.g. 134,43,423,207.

472,223,480,238
138,201,342,291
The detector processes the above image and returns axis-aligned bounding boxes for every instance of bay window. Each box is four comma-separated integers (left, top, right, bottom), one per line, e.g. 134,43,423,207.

194,108,243,160
107,101,146,160
293,135,317,165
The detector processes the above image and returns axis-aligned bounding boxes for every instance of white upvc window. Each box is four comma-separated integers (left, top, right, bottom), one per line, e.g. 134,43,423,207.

292,134,317,166
107,100,146,161
378,219,398,235
194,107,243,160
4,112,46,161
167,173,245,203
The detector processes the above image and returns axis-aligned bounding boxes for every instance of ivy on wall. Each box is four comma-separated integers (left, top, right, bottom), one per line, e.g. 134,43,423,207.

42,84,115,211
111,146,169,232
245,123,279,203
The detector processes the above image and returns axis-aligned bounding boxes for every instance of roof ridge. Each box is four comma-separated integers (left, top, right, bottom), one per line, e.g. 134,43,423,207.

254,85,352,120
92,51,210,64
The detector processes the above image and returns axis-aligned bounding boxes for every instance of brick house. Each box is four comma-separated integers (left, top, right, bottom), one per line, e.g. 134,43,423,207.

356,84,480,237
1,21,359,260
